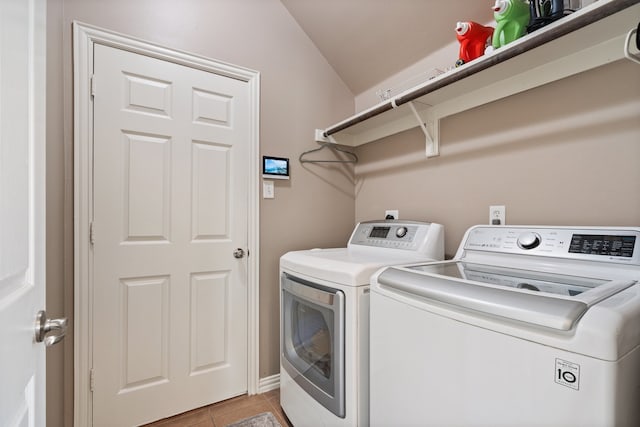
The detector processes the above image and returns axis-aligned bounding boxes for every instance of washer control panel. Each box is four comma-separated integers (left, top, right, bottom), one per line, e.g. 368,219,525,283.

464,226,640,264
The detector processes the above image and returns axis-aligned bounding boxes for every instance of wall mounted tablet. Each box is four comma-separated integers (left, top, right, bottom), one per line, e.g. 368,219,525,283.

263,156,290,180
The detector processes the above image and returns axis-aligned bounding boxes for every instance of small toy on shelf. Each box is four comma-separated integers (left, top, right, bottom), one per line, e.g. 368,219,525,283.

455,21,494,65
492,0,530,49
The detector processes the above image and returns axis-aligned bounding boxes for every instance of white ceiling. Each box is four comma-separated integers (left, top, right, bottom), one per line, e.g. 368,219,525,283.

280,0,494,95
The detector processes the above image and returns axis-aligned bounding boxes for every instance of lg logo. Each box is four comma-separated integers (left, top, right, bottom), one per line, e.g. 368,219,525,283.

557,368,577,383
555,358,580,390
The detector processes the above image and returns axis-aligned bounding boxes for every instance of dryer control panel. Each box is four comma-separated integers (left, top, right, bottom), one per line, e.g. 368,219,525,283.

349,220,444,256
463,226,640,264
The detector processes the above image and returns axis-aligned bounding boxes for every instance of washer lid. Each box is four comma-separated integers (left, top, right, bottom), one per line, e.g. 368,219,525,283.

280,247,438,286
413,262,609,297
376,261,636,330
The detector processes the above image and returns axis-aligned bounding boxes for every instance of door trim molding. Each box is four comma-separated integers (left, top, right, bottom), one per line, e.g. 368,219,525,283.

73,22,260,426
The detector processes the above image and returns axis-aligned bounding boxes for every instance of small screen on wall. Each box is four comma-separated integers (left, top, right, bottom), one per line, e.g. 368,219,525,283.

263,156,289,179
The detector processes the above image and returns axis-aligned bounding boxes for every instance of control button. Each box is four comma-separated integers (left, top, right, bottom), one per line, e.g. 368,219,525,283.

517,232,541,250
517,283,540,291
396,227,408,238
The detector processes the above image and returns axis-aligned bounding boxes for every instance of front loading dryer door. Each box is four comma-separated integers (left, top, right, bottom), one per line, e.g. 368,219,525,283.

281,273,345,418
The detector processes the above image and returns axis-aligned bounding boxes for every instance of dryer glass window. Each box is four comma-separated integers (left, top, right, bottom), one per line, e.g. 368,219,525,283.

292,302,332,378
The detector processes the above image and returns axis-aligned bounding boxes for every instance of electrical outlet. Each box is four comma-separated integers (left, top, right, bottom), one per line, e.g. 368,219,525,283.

385,210,399,220
263,180,274,199
489,205,506,225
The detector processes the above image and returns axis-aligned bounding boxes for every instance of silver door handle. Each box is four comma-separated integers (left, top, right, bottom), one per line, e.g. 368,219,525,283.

35,310,68,347
233,248,245,259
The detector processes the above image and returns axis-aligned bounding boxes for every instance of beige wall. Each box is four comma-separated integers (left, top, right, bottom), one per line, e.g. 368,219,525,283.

45,2,640,425
46,0,72,426
355,60,640,257
46,1,355,425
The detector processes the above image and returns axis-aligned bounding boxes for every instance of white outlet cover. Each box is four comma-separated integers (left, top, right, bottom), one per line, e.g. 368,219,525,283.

385,210,399,219
489,205,506,225
263,180,274,199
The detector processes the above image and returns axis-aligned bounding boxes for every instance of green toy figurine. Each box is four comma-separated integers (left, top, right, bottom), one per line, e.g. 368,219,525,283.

491,0,530,49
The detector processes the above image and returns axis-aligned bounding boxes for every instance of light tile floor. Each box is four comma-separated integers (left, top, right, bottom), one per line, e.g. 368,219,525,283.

143,389,292,427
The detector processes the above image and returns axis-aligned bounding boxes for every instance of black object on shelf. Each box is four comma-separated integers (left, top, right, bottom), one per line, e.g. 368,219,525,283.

528,0,572,32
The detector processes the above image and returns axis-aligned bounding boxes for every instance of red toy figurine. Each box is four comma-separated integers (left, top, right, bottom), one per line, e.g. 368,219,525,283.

455,21,494,65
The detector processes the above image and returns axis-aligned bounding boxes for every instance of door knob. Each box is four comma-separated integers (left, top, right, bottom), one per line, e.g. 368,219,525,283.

233,248,245,259
35,310,68,347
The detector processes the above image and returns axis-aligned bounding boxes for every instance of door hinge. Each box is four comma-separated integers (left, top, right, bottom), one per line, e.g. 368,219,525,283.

89,222,95,246
90,74,96,97
90,369,95,392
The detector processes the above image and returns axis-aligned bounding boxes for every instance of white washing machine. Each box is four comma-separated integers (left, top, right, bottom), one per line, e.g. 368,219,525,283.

370,225,640,427
280,220,445,427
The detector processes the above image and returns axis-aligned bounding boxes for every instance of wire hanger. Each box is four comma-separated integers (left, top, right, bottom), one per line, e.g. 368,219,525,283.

299,142,358,164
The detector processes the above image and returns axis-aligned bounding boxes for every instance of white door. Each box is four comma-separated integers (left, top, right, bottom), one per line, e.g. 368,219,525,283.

0,0,48,425
91,43,250,426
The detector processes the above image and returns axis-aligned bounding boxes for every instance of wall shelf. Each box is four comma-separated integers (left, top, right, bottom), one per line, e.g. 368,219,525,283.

315,0,640,157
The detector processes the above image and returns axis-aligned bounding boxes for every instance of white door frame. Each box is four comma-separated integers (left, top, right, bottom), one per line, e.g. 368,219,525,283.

72,22,260,426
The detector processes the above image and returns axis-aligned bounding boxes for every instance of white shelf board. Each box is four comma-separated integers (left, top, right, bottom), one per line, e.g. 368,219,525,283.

318,0,640,150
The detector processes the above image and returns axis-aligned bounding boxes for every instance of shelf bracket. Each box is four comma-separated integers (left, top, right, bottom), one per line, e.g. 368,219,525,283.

407,101,439,158
314,128,338,144
623,24,640,65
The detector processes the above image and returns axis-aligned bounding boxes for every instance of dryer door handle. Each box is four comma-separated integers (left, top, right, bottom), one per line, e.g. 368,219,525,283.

283,276,340,307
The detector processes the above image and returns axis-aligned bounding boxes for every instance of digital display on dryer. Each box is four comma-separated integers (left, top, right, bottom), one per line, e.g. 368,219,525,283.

569,234,636,257
369,226,390,238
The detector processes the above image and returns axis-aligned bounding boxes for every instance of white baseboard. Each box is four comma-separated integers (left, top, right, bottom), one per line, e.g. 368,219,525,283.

258,373,280,393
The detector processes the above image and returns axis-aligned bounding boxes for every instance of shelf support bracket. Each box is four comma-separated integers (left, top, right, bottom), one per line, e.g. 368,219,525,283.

624,24,640,65
314,128,337,144
407,101,439,158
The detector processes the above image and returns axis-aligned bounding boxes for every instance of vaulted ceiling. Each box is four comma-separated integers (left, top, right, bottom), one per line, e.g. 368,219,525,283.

280,0,494,94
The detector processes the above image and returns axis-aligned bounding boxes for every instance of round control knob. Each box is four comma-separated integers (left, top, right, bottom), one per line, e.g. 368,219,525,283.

395,226,408,238
517,232,541,250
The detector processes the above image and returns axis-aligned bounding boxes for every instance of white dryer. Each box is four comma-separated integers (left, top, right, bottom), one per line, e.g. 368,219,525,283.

370,225,640,427
280,220,444,427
